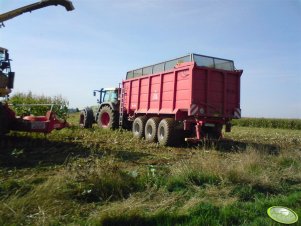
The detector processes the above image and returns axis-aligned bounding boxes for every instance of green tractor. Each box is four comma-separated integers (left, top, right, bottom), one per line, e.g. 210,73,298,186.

79,88,120,129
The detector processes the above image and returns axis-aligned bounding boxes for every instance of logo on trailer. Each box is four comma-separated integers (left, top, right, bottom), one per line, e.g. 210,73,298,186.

152,90,158,100
31,121,46,130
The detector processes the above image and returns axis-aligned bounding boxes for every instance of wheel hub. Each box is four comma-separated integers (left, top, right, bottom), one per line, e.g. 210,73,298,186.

101,112,110,127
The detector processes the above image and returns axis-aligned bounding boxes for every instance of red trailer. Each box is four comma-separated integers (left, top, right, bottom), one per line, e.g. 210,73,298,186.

81,53,243,146
121,54,243,145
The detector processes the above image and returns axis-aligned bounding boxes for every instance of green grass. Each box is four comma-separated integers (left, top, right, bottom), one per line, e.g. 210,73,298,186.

0,113,300,225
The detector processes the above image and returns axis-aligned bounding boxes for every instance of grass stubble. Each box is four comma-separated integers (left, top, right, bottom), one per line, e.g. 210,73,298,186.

0,114,300,225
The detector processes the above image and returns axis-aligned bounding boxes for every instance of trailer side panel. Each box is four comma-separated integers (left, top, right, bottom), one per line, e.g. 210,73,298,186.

123,62,242,119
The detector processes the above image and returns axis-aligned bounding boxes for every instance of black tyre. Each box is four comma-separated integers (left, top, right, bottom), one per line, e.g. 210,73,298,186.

97,106,118,129
132,116,147,139
145,117,161,143
79,107,94,128
157,118,175,146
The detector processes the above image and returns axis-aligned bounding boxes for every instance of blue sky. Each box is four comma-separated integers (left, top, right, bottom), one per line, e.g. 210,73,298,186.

1,0,300,118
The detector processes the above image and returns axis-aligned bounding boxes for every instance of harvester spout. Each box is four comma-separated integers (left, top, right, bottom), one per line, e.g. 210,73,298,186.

0,0,74,25
51,0,75,11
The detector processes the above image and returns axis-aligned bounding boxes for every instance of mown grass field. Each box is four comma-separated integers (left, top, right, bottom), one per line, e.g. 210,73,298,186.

0,114,300,225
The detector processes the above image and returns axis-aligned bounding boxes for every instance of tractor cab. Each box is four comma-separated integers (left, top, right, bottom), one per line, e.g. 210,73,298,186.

0,47,9,66
93,87,119,105
0,47,15,97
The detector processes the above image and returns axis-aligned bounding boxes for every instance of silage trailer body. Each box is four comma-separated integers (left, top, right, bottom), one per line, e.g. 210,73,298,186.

122,54,243,143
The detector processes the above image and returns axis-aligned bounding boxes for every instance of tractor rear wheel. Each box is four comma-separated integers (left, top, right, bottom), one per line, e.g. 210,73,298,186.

97,106,118,129
132,116,147,139
79,107,94,128
157,118,175,146
145,117,161,143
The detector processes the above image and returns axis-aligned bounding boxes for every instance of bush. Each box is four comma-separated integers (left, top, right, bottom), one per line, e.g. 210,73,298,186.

8,91,69,119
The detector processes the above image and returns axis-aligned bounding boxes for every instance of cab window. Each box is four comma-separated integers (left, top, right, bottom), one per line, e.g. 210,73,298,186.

103,92,111,102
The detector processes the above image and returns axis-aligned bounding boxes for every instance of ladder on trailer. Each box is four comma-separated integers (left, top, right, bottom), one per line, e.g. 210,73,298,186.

119,87,125,128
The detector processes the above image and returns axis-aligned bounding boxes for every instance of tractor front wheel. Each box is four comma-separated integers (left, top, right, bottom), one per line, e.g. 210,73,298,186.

79,107,94,128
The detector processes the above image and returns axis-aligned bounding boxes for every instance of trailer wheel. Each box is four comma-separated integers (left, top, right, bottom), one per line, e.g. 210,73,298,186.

157,118,175,146
79,107,94,128
97,106,118,129
145,117,161,143
132,116,147,139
